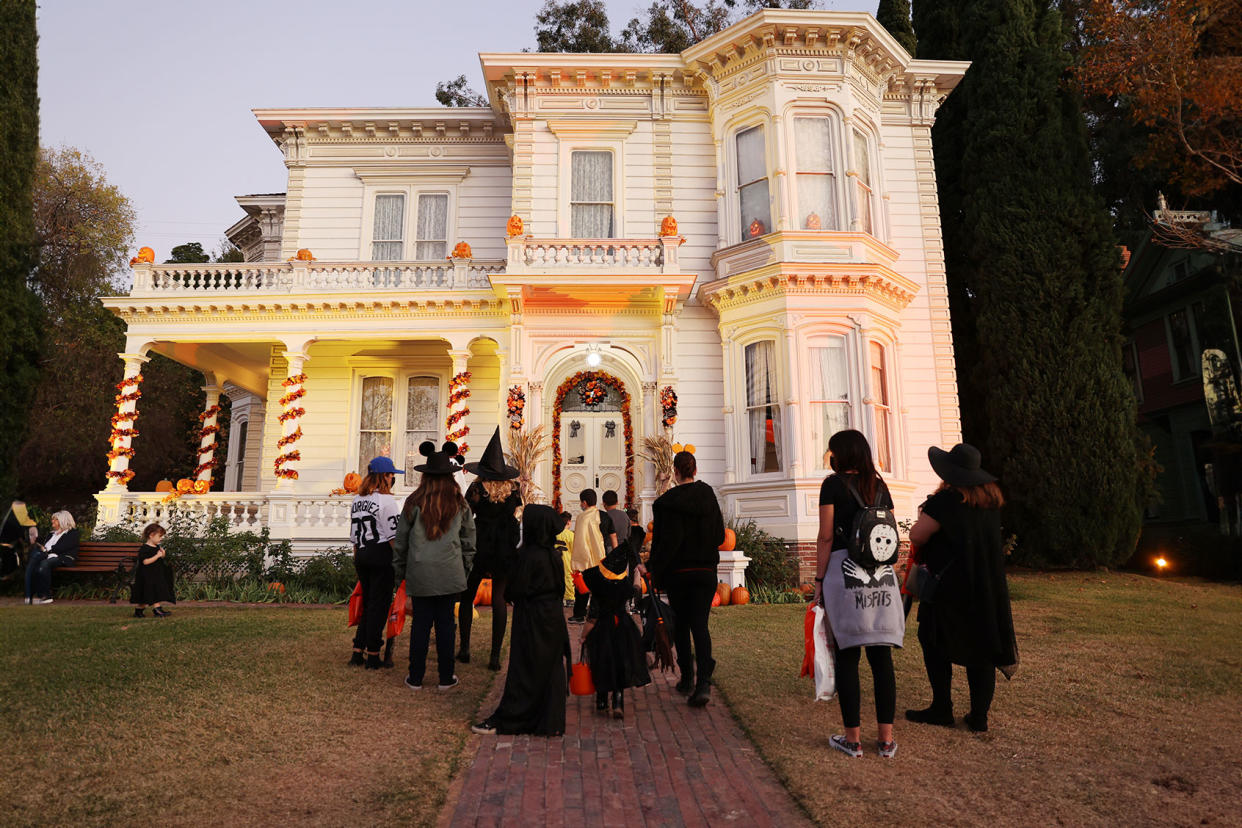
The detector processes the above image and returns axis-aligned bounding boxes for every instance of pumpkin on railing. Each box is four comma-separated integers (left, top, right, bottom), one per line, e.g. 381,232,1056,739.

129,246,155,265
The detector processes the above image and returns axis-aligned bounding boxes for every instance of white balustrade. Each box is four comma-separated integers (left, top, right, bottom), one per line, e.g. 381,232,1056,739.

505,237,682,274
129,260,503,296
117,493,270,531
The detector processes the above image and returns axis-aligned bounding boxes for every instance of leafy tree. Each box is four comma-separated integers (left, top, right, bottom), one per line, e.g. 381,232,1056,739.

917,0,1142,567
876,0,917,55
214,240,245,262
165,241,210,263
535,0,621,52
0,0,44,497
435,75,488,107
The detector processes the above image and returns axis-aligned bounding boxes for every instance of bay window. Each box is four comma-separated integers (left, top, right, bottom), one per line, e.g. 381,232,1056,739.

570,151,614,238
371,195,405,261
853,129,874,235
810,337,851,469
745,340,782,474
794,117,837,231
736,126,771,240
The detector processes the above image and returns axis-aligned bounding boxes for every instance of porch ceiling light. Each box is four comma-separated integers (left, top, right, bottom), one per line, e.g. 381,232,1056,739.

585,344,602,368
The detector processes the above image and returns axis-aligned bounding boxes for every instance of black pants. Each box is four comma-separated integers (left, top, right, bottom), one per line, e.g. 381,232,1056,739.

665,570,716,684
922,644,996,719
836,645,896,728
571,588,591,619
460,570,507,662
352,560,395,653
409,594,457,686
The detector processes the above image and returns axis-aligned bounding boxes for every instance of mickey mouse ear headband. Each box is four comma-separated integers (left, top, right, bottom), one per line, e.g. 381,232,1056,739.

414,440,461,475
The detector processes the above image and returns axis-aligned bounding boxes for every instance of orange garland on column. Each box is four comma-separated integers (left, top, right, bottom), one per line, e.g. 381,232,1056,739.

194,404,222,478
446,371,472,457
275,373,307,480
105,374,144,486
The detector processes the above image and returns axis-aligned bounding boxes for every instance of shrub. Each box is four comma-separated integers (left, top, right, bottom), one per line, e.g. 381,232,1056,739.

732,519,798,589
295,547,355,596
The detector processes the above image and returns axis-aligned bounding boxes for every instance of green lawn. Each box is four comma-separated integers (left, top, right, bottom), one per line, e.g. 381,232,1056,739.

711,571,1242,827
0,603,498,827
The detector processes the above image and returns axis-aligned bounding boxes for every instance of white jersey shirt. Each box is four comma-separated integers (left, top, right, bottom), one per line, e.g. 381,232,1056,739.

350,492,401,548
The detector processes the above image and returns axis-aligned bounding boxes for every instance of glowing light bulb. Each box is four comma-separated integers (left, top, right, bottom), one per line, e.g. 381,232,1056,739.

1155,557,1168,570
586,352,602,368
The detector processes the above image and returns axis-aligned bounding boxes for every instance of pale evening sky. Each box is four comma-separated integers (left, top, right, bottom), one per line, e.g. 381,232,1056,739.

37,0,875,261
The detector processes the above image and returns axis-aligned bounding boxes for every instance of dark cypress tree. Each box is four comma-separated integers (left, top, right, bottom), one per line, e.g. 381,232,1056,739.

916,0,1141,567
0,0,44,497
876,0,917,55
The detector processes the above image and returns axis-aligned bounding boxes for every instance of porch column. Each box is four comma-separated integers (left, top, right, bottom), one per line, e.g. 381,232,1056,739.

447,349,472,456
275,351,308,490
105,352,149,491
195,377,223,485
529,381,544,431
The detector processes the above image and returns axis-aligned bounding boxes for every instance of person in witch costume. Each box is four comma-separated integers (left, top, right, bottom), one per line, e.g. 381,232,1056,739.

458,427,523,671
579,544,651,719
130,523,175,618
394,440,476,692
471,504,571,736
906,444,1017,733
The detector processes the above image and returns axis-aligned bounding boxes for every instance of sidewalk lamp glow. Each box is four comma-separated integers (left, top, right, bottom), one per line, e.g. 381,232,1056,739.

1155,556,1169,572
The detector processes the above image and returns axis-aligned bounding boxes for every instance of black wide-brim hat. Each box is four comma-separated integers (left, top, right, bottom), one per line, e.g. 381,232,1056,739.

414,440,461,475
928,443,997,488
464,427,519,480
581,546,632,602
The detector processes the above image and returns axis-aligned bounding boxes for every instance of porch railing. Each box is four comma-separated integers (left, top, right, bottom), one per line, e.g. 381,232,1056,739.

505,236,683,274
129,259,505,296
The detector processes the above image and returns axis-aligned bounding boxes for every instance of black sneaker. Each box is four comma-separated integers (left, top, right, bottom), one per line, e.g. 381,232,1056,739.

152,607,171,618
456,650,471,664
487,657,502,671
133,608,145,618
404,676,423,691
567,616,586,624
674,675,694,695
348,652,365,667
471,720,497,735
964,712,989,733
905,706,955,727
365,654,383,670
438,675,459,691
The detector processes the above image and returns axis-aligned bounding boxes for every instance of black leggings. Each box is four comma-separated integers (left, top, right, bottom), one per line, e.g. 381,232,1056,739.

665,570,716,684
459,569,507,662
836,645,896,728
922,645,996,719
352,561,395,653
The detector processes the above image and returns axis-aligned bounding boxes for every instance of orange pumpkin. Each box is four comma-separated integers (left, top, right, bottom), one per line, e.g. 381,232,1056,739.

659,215,679,237
176,478,194,493
292,248,315,261
716,581,731,606
155,480,174,493
731,585,750,605
192,479,209,494
475,578,493,606
343,472,362,493
268,582,286,594
805,211,822,230
748,218,766,238
719,527,737,552
506,214,524,238
450,241,473,259
132,246,155,264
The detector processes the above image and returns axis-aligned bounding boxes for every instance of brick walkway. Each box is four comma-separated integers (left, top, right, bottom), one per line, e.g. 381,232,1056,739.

442,609,810,827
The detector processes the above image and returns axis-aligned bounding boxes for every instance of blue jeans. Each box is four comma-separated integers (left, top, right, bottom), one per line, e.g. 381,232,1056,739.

25,548,70,599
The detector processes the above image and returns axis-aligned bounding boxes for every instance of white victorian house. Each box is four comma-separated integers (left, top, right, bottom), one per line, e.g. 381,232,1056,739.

96,9,967,581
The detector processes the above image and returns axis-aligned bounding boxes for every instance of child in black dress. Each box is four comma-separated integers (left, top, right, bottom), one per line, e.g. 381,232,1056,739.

580,545,651,719
131,523,175,618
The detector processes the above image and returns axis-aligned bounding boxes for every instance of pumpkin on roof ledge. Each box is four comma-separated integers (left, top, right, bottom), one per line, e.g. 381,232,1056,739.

130,246,155,265
506,215,524,238
288,248,315,261
659,215,678,237
449,241,473,259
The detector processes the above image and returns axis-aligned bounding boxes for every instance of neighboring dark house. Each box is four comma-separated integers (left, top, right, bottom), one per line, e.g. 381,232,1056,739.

1122,236,1242,526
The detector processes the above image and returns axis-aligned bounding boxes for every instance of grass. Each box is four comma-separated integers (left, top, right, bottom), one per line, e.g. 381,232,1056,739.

0,602,500,827
710,571,1242,826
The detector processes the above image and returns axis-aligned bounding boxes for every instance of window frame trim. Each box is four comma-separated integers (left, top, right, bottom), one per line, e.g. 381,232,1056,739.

349,366,447,487
786,108,846,234
724,114,774,246
557,141,626,239
360,183,459,262
737,332,786,480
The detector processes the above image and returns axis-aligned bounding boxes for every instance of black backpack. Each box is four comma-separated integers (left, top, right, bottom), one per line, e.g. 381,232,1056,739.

843,477,899,568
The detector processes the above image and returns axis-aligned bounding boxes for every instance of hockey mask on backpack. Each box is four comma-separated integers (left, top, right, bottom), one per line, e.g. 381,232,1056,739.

845,479,900,568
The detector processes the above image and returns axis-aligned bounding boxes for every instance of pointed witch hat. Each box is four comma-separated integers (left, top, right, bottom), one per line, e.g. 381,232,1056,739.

464,427,519,480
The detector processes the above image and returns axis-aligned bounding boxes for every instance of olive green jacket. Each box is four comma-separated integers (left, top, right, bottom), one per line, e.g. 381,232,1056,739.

393,505,476,597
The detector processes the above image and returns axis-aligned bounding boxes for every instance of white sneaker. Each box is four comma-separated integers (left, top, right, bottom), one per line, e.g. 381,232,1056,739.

829,735,863,758
24,597,33,605
404,677,422,691
37,598,54,605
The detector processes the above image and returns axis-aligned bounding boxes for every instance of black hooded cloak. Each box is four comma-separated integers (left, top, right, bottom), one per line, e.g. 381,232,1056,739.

582,547,651,693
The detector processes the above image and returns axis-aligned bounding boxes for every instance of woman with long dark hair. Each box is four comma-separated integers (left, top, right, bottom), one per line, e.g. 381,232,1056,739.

906,444,1016,733
471,504,570,736
814,429,904,759
394,441,476,691
459,428,522,671
348,456,402,668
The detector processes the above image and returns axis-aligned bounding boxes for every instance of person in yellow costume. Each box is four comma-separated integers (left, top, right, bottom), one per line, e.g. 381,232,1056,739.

555,511,575,604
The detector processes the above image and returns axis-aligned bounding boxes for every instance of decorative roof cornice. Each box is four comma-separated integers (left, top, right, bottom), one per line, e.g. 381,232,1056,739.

100,292,507,323
700,261,920,315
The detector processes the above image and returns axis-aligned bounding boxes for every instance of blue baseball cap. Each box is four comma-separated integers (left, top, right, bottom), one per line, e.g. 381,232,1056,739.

367,456,404,475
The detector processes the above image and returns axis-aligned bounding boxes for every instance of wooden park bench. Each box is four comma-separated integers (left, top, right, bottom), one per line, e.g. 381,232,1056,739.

54,541,142,603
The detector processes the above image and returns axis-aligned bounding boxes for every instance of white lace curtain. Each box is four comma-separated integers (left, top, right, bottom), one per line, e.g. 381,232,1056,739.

416,194,448,260
372,195,405,261
812,340,851,466
571,151,614,238
359,377,394,463
795,117,836,231
745,340,782,473
736,126,771,238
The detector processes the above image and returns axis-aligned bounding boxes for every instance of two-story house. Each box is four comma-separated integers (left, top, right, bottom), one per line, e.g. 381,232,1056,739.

95,9,969,580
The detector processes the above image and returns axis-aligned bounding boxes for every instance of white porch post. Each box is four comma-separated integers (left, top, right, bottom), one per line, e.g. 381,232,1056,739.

447,349,472,455
196,377,223,485
105,352,150,491
275,350,308,490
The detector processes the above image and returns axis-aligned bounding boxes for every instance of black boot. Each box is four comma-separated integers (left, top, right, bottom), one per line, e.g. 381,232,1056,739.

905,705,955,727
688,678,711,708
133,608,145,618
383,639,395,668
675,662,694,695
365,653,383,670
611,690,624,719
596,691,608,714
456,649,471,664
348,650,365,666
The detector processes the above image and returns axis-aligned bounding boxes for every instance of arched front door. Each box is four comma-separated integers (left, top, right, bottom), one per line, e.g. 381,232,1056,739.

552,372,634,511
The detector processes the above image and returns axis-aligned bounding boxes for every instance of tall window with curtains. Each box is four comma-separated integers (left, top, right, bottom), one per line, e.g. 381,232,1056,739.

869,342,892,471
359,377,394,463
415,194,449,259
794,117,837,231
570,151,614,237
853,129,874,234
371,195,405,260
736,126,771,239
810,338,851,468
232,419,248,490
404,377,439,477
745,340,782,474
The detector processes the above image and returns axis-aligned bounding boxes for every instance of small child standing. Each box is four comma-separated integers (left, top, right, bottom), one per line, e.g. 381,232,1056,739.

131,523,175,618
580,545,651,719
556,511,575,606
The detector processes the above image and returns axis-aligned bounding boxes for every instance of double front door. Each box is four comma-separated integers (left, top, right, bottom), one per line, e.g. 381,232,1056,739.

561,412,625,500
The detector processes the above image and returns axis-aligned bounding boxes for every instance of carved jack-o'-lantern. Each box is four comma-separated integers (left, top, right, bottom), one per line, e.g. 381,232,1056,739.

805,212,822,230
130,247,155,265
506,215,524,238
659,215,679,237
192,479,210,495
748,218,766,238
450,241,473,260
290,248,315,261
343,472,362,493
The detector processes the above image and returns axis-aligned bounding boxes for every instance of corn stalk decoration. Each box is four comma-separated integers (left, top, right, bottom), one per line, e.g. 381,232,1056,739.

640,434,676,497
506,425,549,504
